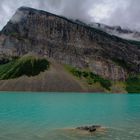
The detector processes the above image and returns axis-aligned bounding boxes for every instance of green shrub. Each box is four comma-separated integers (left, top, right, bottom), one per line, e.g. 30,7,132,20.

100,79,112,90
71,69,82,78
82,71,89,78
65,65,112,90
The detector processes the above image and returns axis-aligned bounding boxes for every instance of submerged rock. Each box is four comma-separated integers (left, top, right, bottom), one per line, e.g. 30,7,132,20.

76,125,101,132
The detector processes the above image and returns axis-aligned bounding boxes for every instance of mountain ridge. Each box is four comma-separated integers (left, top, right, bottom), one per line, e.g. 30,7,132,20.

2,6,139,45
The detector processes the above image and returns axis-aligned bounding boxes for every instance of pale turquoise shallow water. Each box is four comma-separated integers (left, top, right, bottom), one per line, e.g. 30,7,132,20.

0,92,139,140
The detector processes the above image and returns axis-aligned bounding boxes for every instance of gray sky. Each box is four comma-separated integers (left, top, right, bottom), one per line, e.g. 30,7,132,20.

0,0,140,31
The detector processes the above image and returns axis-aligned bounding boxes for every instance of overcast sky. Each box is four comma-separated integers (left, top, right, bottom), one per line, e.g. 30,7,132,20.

0,0,140,31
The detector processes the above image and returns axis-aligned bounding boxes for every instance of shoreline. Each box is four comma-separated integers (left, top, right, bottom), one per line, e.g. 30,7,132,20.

0,91,131,94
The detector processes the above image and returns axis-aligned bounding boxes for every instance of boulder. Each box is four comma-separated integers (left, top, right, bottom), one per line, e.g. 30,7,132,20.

76,125,101,132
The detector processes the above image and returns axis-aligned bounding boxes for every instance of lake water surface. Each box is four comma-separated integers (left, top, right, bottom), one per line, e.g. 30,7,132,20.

0,92,139,140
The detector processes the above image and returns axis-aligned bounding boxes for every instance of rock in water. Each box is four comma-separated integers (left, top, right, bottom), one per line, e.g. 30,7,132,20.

76,125,101,132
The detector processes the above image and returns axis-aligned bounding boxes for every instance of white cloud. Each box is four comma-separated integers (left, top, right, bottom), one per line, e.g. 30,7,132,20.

0,0,140,31
89,4,113,22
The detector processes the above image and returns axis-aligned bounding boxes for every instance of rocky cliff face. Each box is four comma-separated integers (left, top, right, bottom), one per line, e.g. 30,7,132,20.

0,7,140,81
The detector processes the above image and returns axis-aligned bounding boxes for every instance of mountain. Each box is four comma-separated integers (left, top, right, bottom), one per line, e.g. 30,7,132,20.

0,6,139,93
88,22,140,41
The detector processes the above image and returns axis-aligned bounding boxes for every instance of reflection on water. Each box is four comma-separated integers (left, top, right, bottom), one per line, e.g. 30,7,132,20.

0,93,139,140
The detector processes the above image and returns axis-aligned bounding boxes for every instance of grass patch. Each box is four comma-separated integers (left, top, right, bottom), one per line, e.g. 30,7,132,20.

0,55,49,80
65,65,112,90
126,76,140,93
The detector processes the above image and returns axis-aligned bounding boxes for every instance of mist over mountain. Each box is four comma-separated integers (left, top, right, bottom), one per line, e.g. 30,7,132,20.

88,22,140,41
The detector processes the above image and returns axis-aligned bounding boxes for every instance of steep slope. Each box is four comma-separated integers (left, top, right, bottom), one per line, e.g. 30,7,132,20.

0,61,106,92
0,6,140,82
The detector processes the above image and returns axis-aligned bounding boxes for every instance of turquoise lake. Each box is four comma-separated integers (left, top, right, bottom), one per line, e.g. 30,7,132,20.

0,93,139,140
